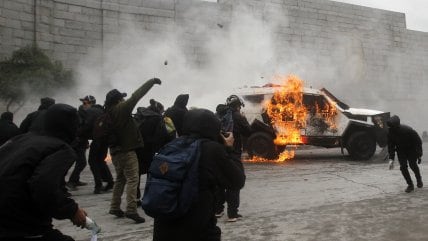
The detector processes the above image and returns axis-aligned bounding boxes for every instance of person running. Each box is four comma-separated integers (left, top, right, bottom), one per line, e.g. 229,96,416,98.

387,115,423,193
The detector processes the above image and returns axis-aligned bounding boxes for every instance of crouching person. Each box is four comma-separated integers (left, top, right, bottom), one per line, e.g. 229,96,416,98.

152,109,246,241
0,104,87,241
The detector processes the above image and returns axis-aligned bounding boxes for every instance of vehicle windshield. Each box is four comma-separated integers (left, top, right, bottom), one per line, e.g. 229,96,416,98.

320,88,350,110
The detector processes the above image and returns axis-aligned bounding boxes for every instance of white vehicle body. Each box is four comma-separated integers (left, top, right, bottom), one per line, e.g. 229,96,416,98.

233,85,390,160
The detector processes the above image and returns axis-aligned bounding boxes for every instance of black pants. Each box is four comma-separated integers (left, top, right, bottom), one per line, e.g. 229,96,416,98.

69,146,87,183
1,229,74,241
215,188,240,217
88,141,113,188
399,157,422,186
136,146,156,199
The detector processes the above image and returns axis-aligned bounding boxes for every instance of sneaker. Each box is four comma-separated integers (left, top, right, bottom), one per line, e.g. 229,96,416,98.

75,181,88,186
405,185,415,193
227,217,238,222
125,213,145,224
102,182,114,192
215,211,224,218
66,182,77,191
109,209,125,218
417,181,423,188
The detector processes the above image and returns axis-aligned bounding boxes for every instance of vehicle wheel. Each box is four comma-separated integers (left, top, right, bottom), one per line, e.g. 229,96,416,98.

346,131,376,160
247,132,276,159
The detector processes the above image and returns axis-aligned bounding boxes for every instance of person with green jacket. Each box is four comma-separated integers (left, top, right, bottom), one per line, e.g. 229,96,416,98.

105,78,161,223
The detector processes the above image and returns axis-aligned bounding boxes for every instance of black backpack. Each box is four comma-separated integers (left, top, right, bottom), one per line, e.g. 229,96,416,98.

134,107,169,148
92,111,116,146
141,136,202,220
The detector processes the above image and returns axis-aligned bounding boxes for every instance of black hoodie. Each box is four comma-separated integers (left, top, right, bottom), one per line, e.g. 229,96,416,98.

165,94,189,136
153,108,245,241
0,104,79,238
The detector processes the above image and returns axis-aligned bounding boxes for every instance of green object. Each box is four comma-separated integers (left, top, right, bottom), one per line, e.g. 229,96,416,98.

0,45,74,112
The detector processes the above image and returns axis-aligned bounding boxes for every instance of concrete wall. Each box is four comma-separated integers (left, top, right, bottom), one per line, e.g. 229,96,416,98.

1,0,428,128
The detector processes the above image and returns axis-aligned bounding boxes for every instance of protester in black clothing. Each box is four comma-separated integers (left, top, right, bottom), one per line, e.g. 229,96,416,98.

387,115,423,193
0,104,87,241
135,99,171,174
165,94,189,136
135,99,172,200
215,95,251,222
0,112,20,146
20,97,55,133
153,108,246,241
66,96,94,190
76,95,114,194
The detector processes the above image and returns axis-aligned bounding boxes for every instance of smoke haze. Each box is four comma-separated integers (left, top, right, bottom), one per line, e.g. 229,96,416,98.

14,1,427,133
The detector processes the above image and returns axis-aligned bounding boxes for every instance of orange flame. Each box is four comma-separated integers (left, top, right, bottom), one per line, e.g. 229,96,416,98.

246,75,338,163
267,75,307,146
246,75,306,163
105,153,112,163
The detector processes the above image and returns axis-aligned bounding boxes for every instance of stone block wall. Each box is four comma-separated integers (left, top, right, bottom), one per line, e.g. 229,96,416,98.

1,0,428,129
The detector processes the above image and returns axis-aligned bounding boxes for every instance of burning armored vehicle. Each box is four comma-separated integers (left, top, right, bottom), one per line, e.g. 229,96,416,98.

235,75,390,161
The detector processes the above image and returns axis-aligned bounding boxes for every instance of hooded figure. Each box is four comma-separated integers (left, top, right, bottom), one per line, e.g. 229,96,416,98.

164,94,189,136
387,115,423,192
0,112,20,146
20,97,56,133
0,104,87,241
153,108,245,241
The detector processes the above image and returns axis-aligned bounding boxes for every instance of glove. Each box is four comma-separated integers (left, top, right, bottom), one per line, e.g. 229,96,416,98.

418,157,422,164
388,160,394,170
150,78,161,85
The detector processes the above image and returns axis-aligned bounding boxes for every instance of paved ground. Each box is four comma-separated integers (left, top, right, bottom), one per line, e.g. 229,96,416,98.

55,144,428,241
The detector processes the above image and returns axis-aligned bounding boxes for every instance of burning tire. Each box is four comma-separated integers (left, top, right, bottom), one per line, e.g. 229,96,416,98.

247,132,276,159
346,131,376,160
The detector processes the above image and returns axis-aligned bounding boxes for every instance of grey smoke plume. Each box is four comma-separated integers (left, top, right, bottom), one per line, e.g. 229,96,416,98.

59,1,425,133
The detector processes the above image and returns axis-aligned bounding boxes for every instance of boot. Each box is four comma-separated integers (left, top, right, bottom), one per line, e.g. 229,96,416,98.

417,180,423,188
405,185,414,193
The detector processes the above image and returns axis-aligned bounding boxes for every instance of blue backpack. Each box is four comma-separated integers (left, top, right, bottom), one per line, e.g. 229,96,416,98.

141,136,202,219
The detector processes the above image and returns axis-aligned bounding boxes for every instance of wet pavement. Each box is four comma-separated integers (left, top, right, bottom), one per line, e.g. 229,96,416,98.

55,144,428,241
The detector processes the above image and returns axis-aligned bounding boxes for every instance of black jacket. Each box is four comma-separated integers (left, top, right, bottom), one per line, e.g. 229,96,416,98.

0,119,20,146
19,102,53,133
232,110,252,155
0,133,78,238
77,104,104,140
165,94,189,136
0,103,79,238
388,124,423,160
153,108,245,241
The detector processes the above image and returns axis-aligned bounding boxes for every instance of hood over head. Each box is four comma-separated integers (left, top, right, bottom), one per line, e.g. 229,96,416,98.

1,111,13,122
387,115,400,129
173,94,189,109
44,103,79,144
38,97,55,110
182,108,221,141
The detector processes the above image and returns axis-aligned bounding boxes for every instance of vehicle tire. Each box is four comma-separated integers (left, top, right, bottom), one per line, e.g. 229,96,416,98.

346,131,376,160
247,132,276,159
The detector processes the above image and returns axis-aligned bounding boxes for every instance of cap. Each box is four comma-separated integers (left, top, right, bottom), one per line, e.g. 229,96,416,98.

106,89,127,102
79,95,96,104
